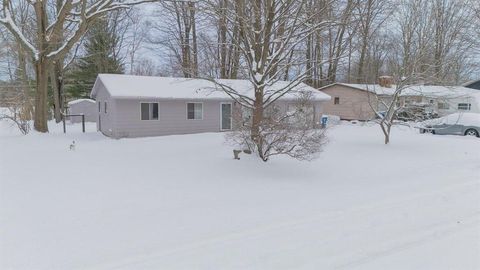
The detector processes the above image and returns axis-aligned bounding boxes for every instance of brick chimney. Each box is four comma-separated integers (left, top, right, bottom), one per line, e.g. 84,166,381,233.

378,76,393,88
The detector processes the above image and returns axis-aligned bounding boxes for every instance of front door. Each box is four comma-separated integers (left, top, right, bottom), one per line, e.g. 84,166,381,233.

221,103,232,130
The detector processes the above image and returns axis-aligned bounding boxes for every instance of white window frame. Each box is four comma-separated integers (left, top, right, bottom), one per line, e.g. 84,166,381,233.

457,103,471,111
220,102,233,131
186,102,203,120
334,97,340,105
140,102,160,121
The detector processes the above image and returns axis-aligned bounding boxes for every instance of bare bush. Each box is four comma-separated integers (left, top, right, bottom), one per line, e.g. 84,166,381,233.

227,93,327,162
0,90,32,135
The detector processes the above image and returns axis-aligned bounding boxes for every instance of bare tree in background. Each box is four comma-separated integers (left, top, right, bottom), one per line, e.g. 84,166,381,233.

201,0,242,79
125,9,149,74
0,0,157,132
356,0,392,83
150,0,198,77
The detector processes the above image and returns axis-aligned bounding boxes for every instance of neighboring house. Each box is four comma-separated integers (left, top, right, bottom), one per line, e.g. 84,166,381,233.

399,85,480,116
90,74,331,138
463,79,480,90
320,79,480,120
67,99,97,123
319,81,395,121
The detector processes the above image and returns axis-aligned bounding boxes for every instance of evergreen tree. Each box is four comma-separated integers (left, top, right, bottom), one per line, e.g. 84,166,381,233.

67,18,123,98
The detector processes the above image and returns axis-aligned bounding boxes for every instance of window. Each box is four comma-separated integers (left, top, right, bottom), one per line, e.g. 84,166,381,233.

334,97,340,105
141,103,159,120
438,102,449,110
458,103,471,111
187,103,203,120
98,102,101,112
104,102,107,113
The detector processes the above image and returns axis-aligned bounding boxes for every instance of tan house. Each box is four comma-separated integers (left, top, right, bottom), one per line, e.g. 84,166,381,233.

319,80,394,121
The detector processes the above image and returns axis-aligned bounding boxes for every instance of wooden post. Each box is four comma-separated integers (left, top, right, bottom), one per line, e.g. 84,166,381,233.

81,115,85,133
62,113,66,133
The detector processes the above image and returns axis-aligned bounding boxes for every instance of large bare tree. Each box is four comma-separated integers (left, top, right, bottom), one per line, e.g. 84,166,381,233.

0,0,156,132
204,0,331,161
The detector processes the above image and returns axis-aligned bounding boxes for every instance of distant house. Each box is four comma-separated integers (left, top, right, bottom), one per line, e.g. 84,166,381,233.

90,74,331,138
398,85,480,116
463,79,480,91
67,99,97,123
320,77,480,120
319,77,395,121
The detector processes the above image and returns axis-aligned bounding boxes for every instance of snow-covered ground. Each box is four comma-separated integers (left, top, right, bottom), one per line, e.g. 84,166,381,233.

1,121,479,269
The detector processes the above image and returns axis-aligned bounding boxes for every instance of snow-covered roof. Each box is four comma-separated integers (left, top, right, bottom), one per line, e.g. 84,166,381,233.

462,79,480,87
320,83,478,98
68,98,96,105
400,85,478,98
334,83,397,95
91,74,331,101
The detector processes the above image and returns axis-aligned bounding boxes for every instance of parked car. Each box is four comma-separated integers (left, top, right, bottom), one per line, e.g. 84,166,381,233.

417,113,480,137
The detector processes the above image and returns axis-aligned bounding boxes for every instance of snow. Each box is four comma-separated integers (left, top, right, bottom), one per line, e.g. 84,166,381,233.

91,74,331,101
325,83,479,99
1,120,479,269
336,83,397,95
443,113,480,126
418,112,480,127
68,98,96,105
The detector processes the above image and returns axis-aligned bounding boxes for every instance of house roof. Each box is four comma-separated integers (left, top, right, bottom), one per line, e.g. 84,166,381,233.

462,79,479,86
326,83,397,95
319,82,477,98
463,79,480,90
90,74,331,101
68,98,95,105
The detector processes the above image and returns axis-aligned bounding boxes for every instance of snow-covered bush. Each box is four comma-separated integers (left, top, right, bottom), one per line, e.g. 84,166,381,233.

227,94,327,162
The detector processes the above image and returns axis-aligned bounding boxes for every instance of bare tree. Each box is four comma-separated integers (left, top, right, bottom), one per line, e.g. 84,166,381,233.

204,0,331,161
150,0,198,77
355,0,392,83
227,92,327,161
0,0,157,132
366,57,439,144
0,84,32,134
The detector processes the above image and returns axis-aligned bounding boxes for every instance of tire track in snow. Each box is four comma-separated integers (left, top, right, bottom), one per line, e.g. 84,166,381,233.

333,213,480,270
85,179,480,270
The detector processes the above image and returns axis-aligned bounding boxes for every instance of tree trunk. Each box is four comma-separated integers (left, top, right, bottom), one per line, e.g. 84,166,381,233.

50,65,64,123
357,39,367,83
251,86,265,161
34,59,49,132
189,1,198,77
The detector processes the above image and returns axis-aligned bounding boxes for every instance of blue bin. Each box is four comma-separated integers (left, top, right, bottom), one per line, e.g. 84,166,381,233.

321,116,328,128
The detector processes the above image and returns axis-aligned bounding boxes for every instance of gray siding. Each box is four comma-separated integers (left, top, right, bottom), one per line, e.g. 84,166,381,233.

113,99,228,138
94,80,116,136
92,79,327,138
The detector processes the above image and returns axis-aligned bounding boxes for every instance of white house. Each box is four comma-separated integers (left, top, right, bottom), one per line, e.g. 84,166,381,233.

399,85,480,115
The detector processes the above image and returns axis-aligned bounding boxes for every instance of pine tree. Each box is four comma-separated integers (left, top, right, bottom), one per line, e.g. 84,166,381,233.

67,18,123,98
